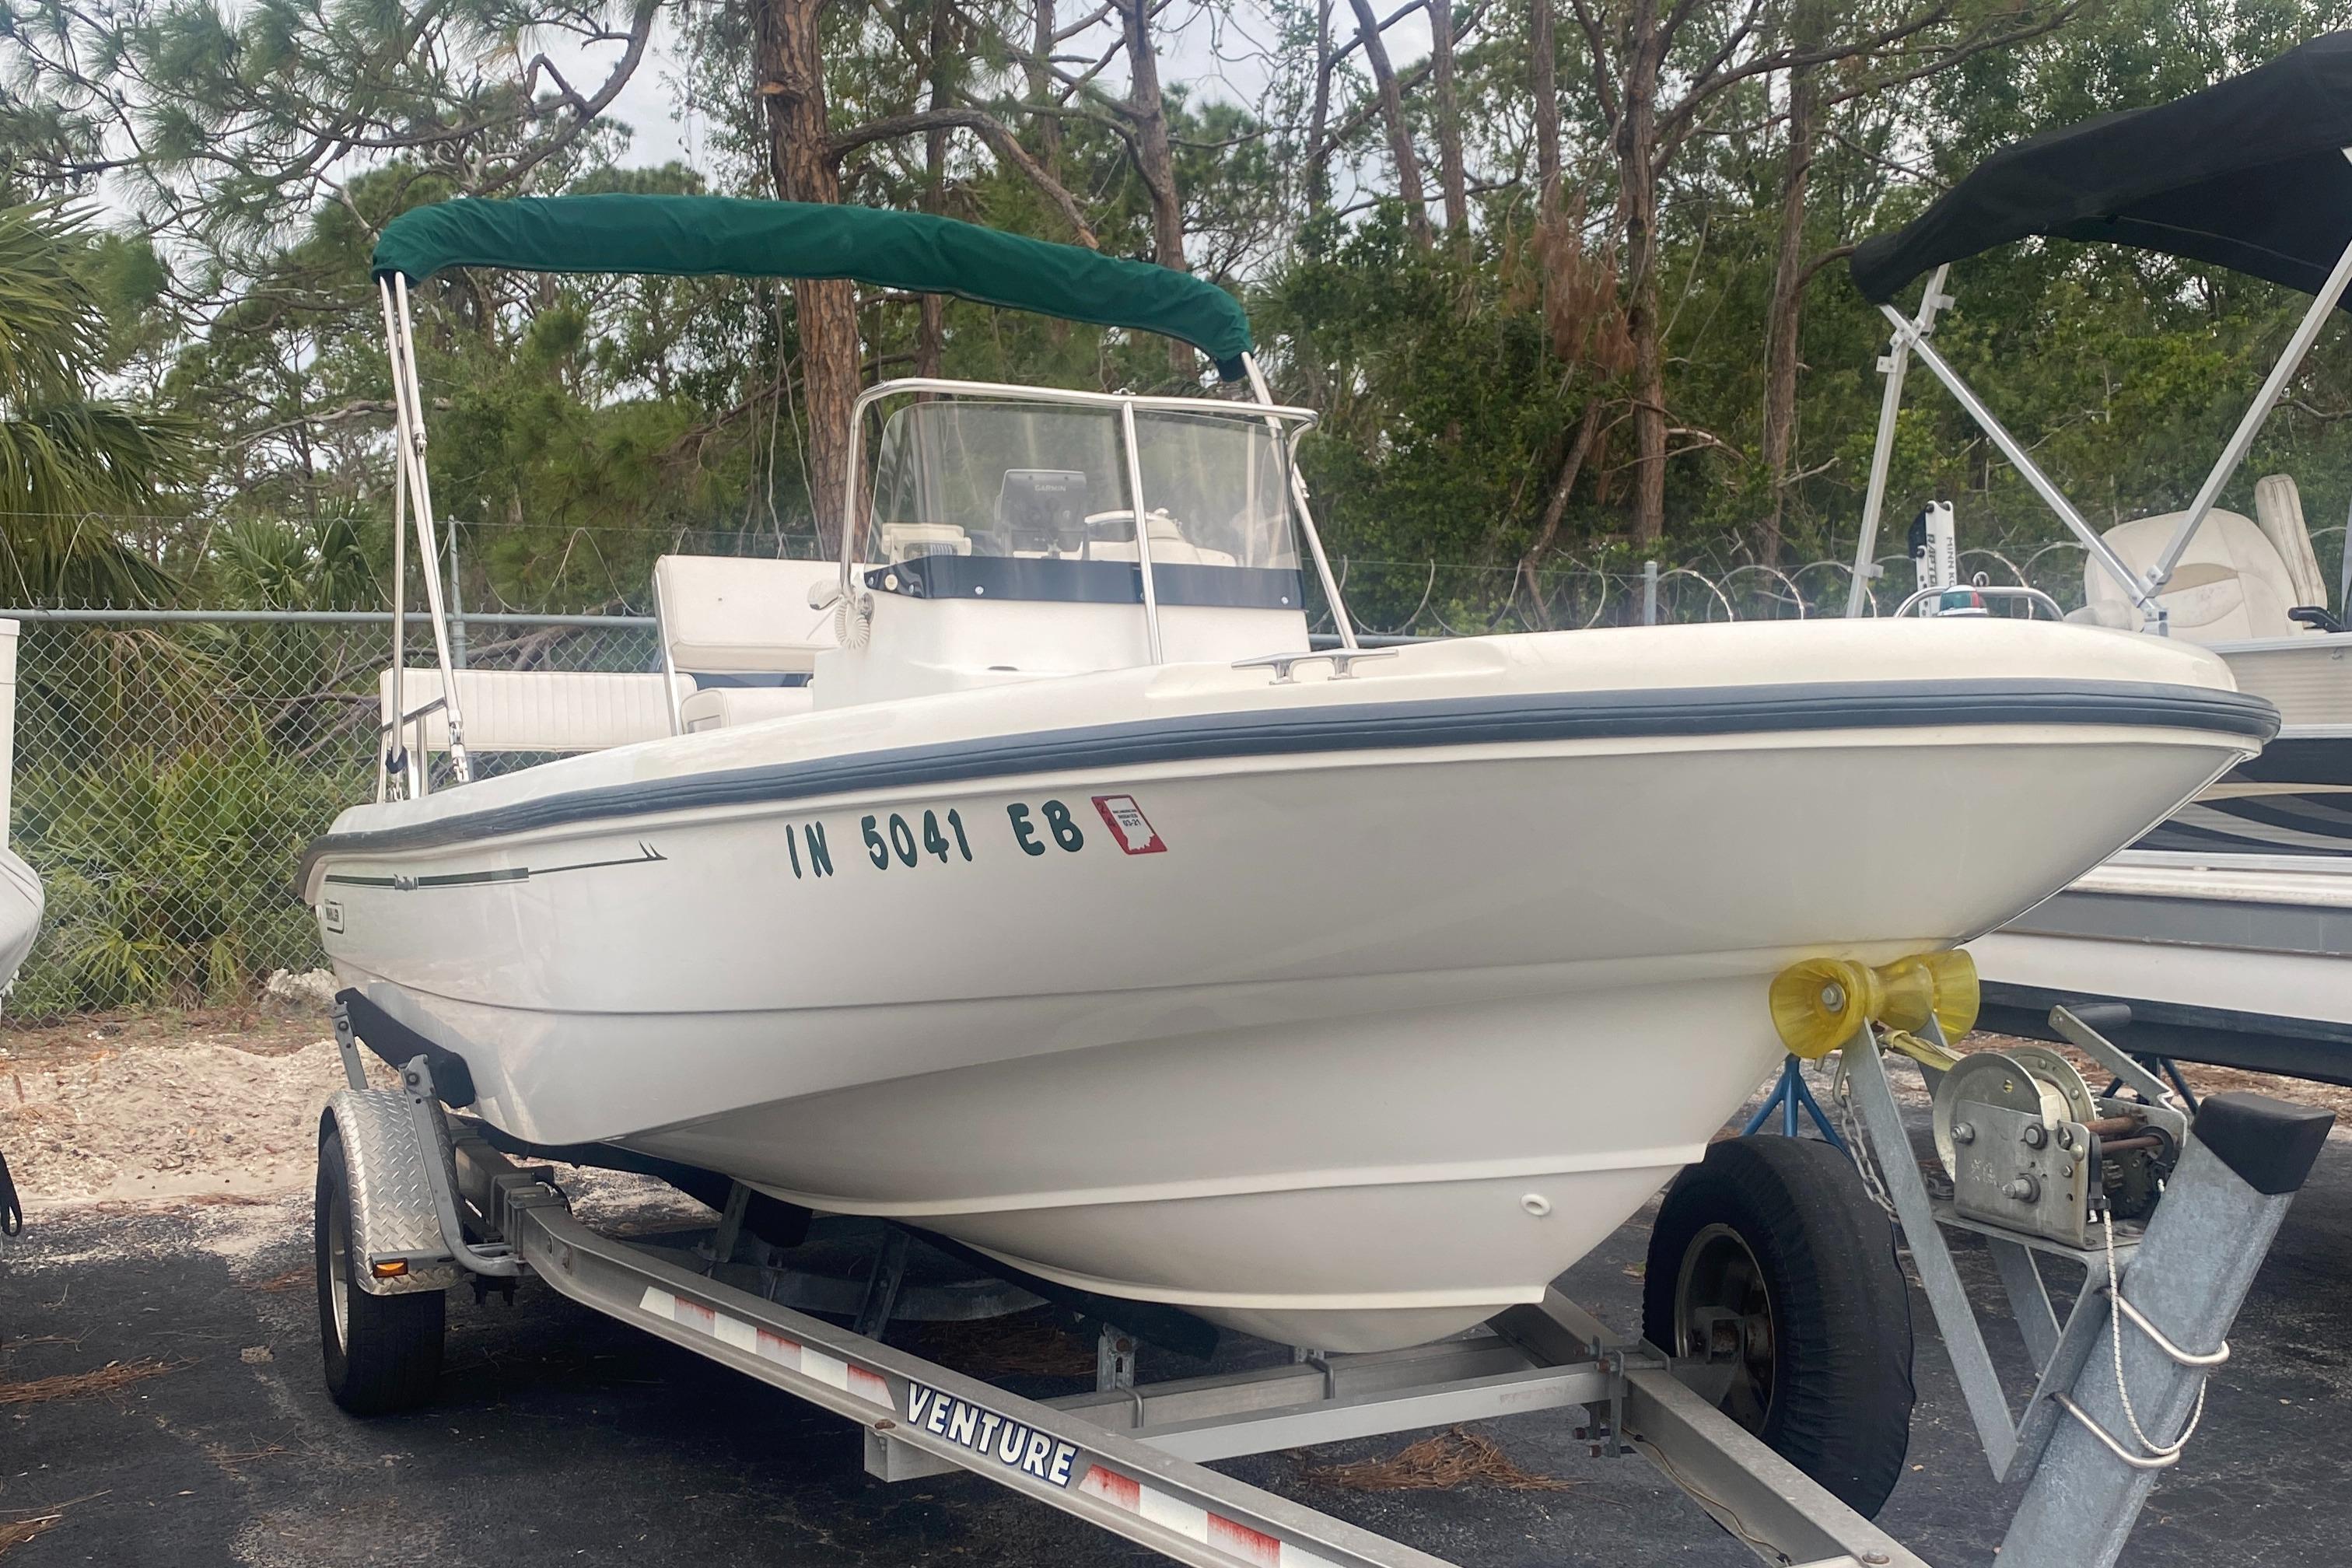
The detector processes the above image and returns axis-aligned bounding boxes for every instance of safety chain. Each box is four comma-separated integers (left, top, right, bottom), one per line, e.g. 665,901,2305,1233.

1829,1048,1901,1223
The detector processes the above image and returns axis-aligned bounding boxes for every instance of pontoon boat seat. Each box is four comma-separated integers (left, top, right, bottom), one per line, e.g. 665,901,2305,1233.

380,667,689,754
653,554,843,733
2074,474,2331,642
2253,473,2332,608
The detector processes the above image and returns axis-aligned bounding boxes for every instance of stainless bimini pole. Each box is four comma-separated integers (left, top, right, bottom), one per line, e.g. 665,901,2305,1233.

390,275,472,780
377,275,473,787
1242,352,1360,650
1879,303,2155,614
1118,398,1167,664
2147,150,2352,594
380,376,408,803
1845,267,1951,616
1860,147,2352,622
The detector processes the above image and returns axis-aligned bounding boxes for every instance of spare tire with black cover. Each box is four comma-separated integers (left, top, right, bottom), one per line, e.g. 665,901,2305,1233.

1642,1134,1913,1517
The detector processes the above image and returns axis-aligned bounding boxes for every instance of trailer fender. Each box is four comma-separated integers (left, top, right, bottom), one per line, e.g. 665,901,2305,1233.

321,1088,460,1296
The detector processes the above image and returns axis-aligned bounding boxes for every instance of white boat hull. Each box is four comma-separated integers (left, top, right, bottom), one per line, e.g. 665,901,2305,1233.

309,621,2268,1349
1974,632,2352,1080
1972,851,2352,1082
0,847,41,998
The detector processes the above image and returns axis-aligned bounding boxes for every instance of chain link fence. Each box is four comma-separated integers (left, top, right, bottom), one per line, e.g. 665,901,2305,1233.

5,608,656,1018
5,519,2343,1019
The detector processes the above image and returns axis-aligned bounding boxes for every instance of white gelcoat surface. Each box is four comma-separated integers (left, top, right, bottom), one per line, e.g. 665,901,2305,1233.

312,617,2256,1349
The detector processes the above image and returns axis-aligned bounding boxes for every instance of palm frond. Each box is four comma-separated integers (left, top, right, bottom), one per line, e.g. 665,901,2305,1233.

0,203,106,401
0,203,194,604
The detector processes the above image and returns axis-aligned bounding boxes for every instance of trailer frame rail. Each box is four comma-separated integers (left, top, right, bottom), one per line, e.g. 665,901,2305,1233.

321,998,2329,1568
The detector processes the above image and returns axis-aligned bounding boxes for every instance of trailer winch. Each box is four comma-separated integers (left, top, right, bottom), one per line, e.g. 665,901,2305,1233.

1930,1044,2186,1248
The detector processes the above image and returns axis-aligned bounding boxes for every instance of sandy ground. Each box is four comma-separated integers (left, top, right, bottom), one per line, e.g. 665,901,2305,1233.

0,988,403,1209
2,998,2345,1222
0,988,707,1232
0,1029,376,1207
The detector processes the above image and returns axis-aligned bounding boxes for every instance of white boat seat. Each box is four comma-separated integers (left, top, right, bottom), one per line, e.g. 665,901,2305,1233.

2252,473,2331,610
2063,599,2137,631
879,522,972,562
1085,510,1237,567
380,668,689,754
654,555,843,679
2080,498,2316,642
678,684,817,733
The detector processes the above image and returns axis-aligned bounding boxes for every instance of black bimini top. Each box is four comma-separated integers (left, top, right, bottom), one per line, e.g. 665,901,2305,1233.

1851,31,2352,306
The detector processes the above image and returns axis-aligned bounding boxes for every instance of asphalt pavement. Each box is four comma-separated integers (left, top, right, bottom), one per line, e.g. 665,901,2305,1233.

5,1102,2348,1567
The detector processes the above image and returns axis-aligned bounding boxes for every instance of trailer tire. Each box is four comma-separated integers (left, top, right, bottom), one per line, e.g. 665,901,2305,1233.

1642,1134,1913,1517
317,1125,444,1415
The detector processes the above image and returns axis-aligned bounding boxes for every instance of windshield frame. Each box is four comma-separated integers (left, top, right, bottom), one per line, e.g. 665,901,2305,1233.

836,377,1320,662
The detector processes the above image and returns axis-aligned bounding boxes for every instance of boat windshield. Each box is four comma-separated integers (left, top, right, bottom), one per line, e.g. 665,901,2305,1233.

860,398,1304,610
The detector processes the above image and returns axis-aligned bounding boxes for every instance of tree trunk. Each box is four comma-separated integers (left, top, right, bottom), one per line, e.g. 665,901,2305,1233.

1026,0,1062,173
1345,0,1432,249
1429,0,1468,233
916,0,952,379
1759,30,1823,567
1516,391,1605,624
1024,0,1074,355
1528,0,1562,237
1305,0,1335,216
755,0,859,555
1116,0,1192,376
1617,0,1665,544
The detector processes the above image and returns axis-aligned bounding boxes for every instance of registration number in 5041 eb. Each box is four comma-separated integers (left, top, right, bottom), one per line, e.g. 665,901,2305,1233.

780,794,1165,880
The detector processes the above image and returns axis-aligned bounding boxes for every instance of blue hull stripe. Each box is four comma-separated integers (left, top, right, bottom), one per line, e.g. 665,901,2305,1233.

300,677,2277,880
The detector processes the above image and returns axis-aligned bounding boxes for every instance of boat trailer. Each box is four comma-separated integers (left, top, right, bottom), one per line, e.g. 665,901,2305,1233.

317,996,2329,1568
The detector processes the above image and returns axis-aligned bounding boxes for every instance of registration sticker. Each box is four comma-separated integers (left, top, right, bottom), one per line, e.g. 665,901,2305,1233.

1091,796,1166,855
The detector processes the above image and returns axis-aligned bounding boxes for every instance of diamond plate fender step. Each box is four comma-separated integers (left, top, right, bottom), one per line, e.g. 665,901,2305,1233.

326,1087,459,1296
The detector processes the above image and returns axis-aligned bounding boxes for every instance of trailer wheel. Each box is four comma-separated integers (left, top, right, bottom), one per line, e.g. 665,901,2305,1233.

317,1125,445,1414
1642,1135,1913,1517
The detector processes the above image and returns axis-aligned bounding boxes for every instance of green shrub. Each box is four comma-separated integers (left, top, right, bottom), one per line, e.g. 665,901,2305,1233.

11,725,363,1013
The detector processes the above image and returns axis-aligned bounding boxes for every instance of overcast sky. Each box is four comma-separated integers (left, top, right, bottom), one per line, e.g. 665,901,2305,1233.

559,3,1437,178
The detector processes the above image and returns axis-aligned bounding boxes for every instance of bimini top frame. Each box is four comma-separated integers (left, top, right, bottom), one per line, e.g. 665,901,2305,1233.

366,196,1359,798
1842,31,2352,622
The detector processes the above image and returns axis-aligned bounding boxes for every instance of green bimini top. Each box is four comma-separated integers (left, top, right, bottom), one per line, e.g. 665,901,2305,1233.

372,194,1254,380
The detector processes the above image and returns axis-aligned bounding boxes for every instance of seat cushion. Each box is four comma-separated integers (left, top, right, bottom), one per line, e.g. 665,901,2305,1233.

2085,509,2304,642
380,669,691,753
2252,473,2330,609
679,684,818,733
656,555,843,676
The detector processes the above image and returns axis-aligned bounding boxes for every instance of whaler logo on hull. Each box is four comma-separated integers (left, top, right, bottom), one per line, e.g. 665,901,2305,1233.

905,1381,1080,1487
1091,795,1166,855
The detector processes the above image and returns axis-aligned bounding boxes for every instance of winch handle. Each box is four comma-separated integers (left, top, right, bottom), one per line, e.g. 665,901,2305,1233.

2049,1003,2177,1111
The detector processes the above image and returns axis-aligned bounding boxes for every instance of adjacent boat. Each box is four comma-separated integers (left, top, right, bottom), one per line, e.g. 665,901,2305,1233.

1842,33,2352,1079
0,821,45,1234
0,846,40,1000
305,194,2273,1351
